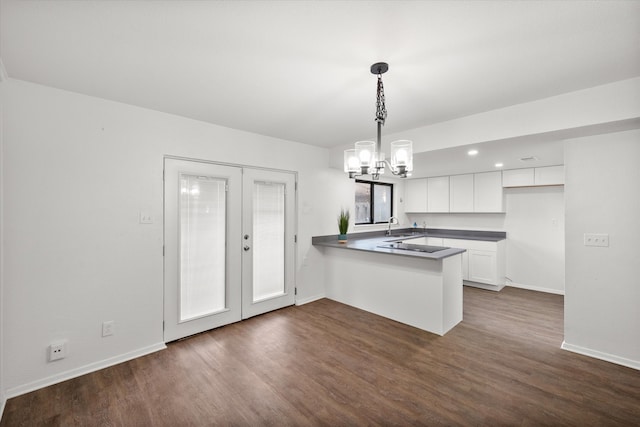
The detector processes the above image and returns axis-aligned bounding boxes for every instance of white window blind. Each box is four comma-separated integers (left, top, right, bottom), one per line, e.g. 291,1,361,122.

252,181,286,302
179,174,227,321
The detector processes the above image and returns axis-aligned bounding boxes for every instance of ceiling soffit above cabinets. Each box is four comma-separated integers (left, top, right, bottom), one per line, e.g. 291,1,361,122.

409,117,640,178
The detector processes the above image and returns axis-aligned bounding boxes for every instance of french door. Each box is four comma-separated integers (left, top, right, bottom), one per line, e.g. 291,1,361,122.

163,158,296,342
241,168,296,319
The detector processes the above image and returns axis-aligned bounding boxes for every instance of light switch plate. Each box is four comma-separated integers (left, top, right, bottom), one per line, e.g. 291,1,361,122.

102,320,115,337
584,233,609,247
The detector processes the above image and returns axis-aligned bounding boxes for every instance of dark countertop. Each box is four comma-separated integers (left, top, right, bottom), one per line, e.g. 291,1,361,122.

417,228,506,242
311,228,506,261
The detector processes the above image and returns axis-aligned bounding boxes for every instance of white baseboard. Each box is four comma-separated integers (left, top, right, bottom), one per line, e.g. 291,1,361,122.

295,294,325,306
561,341,640,371
463,281,504,291
506,282,565,295
5,342,166,399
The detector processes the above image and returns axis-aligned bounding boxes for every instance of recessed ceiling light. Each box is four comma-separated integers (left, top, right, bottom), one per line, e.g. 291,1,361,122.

467,149,478,156
495,162,504,168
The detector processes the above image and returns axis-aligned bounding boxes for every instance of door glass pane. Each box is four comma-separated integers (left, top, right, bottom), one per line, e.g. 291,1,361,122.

373,184,392,223
179,174,227,322
253,181,285,302
355,181,371,224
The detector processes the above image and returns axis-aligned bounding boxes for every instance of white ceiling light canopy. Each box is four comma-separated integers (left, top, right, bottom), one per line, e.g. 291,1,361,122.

345,62,413,180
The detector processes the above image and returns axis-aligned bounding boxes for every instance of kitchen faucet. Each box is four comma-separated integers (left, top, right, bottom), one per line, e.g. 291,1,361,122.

386,216,399,236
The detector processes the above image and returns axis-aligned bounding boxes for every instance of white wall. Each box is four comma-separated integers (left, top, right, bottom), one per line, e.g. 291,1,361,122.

0,68,6,416
563,130,640,369
406,185,565,294
503,187,565,293
1,78,338,397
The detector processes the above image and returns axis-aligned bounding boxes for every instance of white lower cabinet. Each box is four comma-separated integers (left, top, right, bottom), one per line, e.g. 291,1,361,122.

468,250,497,284
426,237,444,246
402,236,443,246
443,238,505,290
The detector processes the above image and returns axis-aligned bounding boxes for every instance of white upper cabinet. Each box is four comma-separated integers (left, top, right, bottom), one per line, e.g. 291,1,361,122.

449,174,474,212
427,176,450,212
502,168,534,187
474,171,504,212
503,165,564,187
404,178,427,212
534,165,564,186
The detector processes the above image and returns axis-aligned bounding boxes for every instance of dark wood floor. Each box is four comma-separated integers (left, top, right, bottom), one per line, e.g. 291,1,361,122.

2,286,639,426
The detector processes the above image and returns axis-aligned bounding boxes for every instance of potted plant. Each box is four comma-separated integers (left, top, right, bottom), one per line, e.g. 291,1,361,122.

338,208,350,243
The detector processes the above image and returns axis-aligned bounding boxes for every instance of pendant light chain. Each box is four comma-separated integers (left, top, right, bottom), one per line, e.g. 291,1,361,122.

375,74,387,125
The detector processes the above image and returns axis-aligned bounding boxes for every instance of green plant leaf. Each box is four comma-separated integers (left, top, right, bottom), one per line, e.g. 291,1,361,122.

338,208,350,234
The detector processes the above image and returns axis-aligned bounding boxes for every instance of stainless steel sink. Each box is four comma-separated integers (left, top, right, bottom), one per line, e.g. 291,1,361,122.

377,242,450,253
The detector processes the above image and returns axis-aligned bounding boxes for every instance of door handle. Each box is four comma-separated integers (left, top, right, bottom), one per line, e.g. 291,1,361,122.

244,245,251,251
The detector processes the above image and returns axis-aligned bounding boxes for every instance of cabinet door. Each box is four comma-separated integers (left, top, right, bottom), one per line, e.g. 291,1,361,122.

404,178,427,212
449,174,474,212
534,165,564,186
468,249,497,285
474,171,504,212
502,168,534,187
427,176,450,212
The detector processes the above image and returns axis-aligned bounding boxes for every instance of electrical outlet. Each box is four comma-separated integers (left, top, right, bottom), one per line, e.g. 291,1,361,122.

584,233,609,247
49,342,66,361
139,212,153,224
102,320,115,337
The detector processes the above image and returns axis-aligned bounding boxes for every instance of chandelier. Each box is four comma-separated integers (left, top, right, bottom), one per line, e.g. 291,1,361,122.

344,62,413,180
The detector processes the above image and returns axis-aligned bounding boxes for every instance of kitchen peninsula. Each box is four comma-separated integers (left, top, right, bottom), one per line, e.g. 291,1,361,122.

312,229,506,336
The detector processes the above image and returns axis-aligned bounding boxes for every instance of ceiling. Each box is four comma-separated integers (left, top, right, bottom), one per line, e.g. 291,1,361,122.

2,0,640,152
